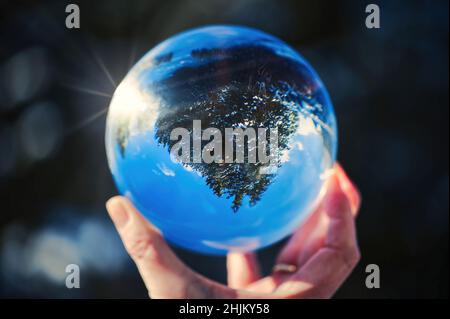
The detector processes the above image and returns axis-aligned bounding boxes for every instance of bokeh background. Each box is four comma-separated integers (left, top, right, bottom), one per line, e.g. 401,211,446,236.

0,0,448,298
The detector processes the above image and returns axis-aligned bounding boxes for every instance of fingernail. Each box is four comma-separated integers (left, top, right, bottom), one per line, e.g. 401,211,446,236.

336,165,357,191
106,198,129,229
335,165,361,214
327,173,341,193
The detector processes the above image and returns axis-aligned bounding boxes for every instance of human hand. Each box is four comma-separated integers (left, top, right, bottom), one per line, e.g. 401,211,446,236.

106,164,361,299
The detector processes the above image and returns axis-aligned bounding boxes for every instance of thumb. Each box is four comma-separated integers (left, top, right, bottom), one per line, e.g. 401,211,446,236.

106,196,197,298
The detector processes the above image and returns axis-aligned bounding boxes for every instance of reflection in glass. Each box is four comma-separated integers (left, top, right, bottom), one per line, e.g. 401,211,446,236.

106,26,337,254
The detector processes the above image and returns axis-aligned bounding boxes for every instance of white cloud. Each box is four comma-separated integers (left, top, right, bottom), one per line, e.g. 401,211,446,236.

157,163,175,177
296,116,319,136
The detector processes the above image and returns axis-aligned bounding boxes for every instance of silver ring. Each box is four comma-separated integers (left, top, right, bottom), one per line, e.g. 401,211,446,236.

273,263,297,273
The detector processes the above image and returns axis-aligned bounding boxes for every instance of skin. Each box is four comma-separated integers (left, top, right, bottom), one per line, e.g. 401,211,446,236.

106,164,361,299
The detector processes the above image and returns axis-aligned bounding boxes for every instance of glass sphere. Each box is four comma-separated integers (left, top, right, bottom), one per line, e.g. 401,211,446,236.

105,25,337,255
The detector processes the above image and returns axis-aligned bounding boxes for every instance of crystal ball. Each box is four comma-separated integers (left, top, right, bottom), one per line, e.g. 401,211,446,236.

105,25,337,254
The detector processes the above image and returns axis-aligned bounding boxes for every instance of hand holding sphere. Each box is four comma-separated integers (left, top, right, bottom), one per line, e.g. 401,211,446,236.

106,164,361,298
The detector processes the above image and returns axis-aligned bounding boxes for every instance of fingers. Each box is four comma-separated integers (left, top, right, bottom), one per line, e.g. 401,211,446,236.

276,207,327,267
106,196,200,298
276,164,360,267
227,252,261,289
274,174,360,298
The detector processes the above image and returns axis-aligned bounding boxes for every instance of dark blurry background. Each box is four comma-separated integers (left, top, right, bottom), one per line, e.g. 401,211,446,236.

0,0,448,298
